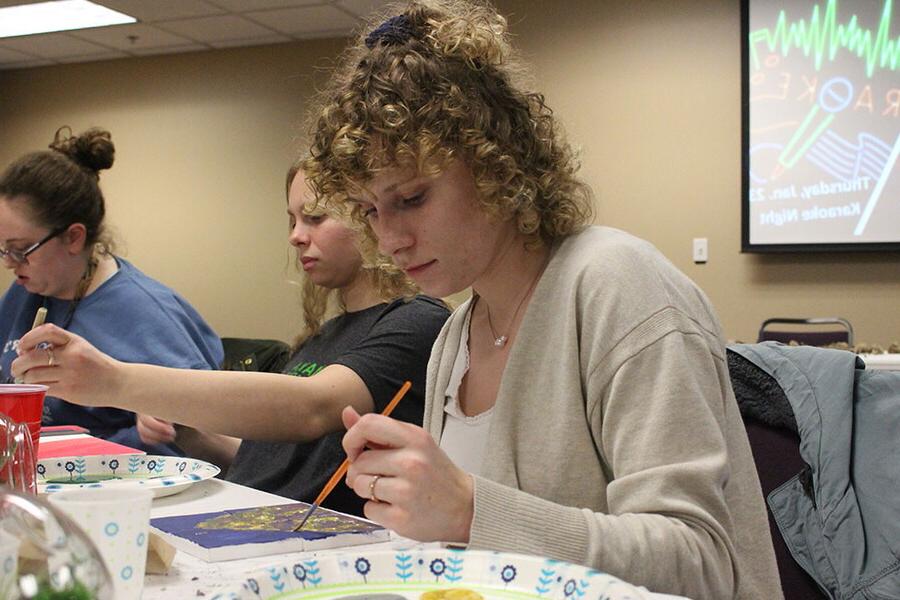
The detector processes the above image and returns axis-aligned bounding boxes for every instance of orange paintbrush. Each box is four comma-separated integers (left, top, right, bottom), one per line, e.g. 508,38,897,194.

293,380,412,532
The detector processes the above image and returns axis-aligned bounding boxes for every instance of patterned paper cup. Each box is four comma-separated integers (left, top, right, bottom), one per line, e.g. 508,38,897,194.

48,487,153,600
0,528,19,598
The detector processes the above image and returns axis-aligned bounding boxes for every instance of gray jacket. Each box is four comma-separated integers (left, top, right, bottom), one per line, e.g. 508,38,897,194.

730,343,900,599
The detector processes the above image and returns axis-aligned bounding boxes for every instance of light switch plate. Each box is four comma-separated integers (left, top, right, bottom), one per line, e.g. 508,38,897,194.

693,238,708,263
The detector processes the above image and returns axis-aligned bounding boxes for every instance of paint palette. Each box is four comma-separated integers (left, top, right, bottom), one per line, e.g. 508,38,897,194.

37,454,220,498
207,548,666,600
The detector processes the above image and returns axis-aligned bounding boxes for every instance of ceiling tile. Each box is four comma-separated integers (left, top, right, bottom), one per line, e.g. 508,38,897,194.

210,34,292,49
0,1,372,70
157,15,279,43
57,50,130,64
247,5,359,37
206,0,320,11
68,23,197,51
0,33,114,58
0,45,33,61
335,0,392,19
0,58,55,69
96,0,225,22
130,43,209,57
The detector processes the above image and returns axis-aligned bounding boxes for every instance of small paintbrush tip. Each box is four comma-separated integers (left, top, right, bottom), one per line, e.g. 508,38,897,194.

293,503,317,532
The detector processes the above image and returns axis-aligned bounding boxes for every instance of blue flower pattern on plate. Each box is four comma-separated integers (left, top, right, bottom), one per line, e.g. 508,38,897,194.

128,456,142,474
354,557,371,582
247,578,259,594
203,549,648,600
536,562,559,595
501,564,517,585
35,454,219,495
395,552,413,581
445,554,463,583
429,557,446,581
266,566,288,593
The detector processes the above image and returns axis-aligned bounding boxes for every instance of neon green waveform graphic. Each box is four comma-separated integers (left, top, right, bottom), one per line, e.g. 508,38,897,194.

749,0,900,77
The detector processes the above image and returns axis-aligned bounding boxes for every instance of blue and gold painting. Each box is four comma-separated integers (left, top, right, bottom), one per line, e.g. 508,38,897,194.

151,503,387,561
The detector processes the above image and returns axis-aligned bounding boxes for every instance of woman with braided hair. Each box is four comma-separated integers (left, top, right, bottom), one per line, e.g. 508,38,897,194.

303,1,782,598
0,126,223,453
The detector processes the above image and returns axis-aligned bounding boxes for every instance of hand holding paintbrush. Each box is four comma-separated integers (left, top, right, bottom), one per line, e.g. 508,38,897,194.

10,307,47,384
339,383,475,544
293,380,412,531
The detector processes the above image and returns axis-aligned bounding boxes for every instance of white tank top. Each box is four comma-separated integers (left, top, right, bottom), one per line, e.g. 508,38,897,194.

438,304,493,477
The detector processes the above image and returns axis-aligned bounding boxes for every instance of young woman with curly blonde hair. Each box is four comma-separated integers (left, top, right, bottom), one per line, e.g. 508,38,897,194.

302,1,781,597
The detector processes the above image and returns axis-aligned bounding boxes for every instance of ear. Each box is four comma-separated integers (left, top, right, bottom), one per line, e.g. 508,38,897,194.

61,223,88,254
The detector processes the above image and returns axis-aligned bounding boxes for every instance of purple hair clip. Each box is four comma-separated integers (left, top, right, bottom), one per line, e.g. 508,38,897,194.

365,14,415,49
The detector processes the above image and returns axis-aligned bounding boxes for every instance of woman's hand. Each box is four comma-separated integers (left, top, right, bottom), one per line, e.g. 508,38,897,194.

11,324,123,407
137,414,177,446
341,406,474,543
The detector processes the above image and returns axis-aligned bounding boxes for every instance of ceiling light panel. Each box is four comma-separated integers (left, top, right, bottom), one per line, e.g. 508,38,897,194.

0,0,136,39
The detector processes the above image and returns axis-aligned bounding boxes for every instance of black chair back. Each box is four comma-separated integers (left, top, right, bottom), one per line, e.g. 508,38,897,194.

220,337,291,373
757,317,853,346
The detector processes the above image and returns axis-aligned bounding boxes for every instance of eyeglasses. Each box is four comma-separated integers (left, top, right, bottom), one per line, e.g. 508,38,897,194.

0,227,66,265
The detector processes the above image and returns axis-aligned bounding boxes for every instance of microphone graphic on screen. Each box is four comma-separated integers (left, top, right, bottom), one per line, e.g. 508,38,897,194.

770,77,852,180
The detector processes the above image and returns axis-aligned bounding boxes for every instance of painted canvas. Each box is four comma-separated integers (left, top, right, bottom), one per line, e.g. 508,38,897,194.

150,503,388,562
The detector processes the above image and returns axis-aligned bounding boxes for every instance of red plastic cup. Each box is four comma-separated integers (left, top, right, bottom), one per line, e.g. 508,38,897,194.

0,384,47,458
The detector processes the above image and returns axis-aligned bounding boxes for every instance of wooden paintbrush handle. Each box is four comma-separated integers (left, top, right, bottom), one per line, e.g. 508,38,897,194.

312,380,412,507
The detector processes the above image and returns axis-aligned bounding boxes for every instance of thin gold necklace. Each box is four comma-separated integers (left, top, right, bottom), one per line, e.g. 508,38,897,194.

59,251,99,329
483,256,547,348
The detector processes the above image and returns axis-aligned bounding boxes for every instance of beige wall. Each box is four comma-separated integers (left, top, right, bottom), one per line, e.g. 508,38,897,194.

0,39,345,341
1,0,898,344
498,0,899,344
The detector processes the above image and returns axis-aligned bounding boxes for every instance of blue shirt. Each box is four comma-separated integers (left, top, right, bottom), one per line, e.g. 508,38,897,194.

0,257,223,452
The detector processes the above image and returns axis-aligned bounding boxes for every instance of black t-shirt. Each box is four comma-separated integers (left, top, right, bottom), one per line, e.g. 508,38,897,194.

226,295,450,516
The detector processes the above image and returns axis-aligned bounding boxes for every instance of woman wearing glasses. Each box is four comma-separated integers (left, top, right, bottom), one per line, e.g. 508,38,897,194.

0,126,223,453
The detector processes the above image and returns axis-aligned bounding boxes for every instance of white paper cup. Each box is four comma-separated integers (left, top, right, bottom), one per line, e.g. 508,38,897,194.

48,488,153,600
0,528,19,599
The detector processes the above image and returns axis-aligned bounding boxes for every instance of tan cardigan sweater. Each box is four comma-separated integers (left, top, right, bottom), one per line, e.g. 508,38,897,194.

423,227,782,599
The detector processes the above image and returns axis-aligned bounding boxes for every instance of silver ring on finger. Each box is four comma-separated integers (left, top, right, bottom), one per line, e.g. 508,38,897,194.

368,474,382,503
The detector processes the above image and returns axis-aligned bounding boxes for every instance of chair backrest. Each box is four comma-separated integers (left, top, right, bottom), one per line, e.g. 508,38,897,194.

758,317,854,346
220,337,291,373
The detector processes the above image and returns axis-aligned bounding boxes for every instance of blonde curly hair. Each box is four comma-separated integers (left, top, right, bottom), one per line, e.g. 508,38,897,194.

286,158,419,349
304,0,593,249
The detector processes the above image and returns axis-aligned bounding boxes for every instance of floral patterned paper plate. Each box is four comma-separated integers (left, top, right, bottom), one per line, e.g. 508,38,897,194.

36,454,220,498
208,548,660,600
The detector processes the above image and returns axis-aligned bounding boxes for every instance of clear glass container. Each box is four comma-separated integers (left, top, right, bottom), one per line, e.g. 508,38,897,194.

0,487,113,599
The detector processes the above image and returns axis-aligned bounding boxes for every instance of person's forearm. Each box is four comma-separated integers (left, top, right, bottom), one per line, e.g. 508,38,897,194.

173,426,241,472
109,363,345,441
13,325,370,442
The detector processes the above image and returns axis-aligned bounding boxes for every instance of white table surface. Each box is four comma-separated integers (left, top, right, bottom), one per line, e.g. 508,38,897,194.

859,353,900,370
143,478,405,599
